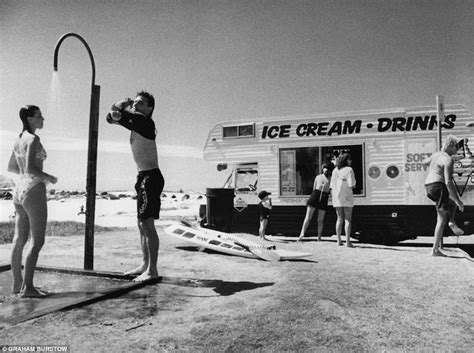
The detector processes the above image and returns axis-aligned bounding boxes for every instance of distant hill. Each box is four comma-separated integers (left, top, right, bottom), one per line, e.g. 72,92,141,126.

0,174,14,188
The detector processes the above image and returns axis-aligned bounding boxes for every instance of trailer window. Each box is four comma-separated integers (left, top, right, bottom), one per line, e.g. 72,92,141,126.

235,168,258,192
279,144,365,196
223,124,255,138
279,147,321,196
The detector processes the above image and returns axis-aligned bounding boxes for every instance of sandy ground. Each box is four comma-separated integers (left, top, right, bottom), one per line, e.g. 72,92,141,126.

0,223,473,352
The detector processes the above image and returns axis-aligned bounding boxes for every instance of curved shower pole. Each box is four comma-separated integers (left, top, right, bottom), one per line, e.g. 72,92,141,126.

54,33,100,270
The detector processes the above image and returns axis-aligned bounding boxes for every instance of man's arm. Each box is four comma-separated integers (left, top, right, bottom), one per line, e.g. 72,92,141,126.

444,157,464,211
111,98,133,112
106,110,156,140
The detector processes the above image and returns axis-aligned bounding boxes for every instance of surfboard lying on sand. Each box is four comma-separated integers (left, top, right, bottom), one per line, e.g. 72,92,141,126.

266,235,321,242
164,223,313,261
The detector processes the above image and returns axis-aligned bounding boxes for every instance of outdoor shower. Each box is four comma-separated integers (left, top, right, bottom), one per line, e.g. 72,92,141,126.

53,33,100,270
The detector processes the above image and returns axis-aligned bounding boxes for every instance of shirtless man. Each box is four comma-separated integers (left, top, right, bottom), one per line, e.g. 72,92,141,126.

106,91,164,281
424,135,464,257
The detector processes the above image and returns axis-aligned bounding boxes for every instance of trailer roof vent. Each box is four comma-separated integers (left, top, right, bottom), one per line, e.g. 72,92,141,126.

223,124,255,139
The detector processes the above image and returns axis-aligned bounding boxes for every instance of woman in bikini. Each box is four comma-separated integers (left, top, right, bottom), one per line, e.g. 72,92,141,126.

7,105,57,297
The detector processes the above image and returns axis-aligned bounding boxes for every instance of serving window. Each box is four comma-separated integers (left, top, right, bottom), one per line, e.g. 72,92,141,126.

279,144,364,196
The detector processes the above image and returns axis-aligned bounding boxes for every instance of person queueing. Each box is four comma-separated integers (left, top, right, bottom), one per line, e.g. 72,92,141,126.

298,163,332,242
330,153,356,247
424,135,464,257
7,106,58,297
106,91,165,281
258,191,272,240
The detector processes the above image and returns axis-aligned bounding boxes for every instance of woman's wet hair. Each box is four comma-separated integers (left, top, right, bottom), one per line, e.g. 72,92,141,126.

335,153,352,169
19,105,39,135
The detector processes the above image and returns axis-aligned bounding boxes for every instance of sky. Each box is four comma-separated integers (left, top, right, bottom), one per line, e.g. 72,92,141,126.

2,0,474,192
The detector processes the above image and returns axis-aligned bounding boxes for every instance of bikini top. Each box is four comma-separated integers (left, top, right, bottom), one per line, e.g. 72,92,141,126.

14,136,47,166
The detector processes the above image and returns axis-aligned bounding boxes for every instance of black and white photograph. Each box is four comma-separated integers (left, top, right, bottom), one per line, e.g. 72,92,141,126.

0,1,473,351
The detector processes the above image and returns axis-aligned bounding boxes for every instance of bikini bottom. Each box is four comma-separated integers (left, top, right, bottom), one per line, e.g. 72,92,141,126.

13,175,45,204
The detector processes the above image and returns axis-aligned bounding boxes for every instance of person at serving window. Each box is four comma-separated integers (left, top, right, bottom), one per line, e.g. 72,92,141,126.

298,163,333,242
330,153,356,247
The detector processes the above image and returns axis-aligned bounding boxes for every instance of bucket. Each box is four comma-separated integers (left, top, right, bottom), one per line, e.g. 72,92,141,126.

205,188,235,232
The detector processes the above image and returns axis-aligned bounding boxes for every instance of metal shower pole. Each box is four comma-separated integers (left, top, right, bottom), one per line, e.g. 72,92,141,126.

53,33,100,270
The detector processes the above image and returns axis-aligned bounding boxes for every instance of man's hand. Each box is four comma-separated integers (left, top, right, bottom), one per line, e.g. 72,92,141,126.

106,111,121,124
111,111,121,121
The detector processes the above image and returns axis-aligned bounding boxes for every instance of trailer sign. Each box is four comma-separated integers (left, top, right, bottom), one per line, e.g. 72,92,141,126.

405,153,432,172
261,114,457,139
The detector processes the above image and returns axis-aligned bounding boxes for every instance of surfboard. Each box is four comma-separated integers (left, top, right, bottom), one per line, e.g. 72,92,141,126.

201,227,314,260
197,226,280,262
165,223,313,261
266,235,321,242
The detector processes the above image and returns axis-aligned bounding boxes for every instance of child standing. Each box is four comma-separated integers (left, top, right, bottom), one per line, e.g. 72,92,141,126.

258,191,272,240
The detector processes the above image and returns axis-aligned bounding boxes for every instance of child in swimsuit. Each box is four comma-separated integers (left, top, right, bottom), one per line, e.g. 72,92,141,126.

258,191,272,240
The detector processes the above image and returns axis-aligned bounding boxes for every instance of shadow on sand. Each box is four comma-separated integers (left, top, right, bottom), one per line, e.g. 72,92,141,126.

353,245,411,252
159,276,274,296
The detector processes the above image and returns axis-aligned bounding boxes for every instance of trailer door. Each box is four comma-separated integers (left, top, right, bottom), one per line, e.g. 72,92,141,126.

404,138,436,205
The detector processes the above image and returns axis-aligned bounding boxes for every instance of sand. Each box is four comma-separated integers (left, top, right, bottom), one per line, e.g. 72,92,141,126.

0,195,473,351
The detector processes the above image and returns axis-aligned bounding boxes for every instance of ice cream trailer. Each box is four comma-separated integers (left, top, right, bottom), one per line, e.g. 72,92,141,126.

201,104,474,244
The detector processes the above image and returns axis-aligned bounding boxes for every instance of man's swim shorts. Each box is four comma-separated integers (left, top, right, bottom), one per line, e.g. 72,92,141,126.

135,168,165,220
425,181,452,211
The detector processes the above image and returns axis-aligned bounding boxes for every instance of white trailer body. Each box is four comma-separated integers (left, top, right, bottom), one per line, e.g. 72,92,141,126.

202,105,474,243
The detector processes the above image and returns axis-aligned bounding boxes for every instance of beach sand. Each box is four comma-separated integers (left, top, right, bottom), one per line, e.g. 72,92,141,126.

0,194,473,351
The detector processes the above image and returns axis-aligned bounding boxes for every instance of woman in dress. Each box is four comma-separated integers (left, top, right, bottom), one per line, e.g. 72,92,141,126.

7,105,57,297
330,153,356,247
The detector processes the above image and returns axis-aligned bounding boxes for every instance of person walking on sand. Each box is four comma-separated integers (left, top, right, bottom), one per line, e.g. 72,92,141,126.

106,91,164,281
330,153,356,247
258,191,272,240
424,135,464,257
7,105,58,297
298,163,332,242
